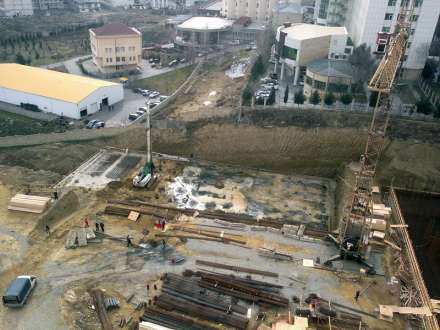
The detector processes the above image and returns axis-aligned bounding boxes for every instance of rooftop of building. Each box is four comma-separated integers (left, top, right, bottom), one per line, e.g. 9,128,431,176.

278,23,347,40
0,64,119,104
178,17,234,31
307,59,353,78
90,23,140,37
166,14,192,25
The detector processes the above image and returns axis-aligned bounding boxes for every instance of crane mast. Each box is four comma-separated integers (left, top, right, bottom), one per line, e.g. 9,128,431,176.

327,2,415,270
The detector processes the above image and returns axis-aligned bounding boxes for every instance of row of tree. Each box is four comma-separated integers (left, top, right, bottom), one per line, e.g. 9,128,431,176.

284,88,354,107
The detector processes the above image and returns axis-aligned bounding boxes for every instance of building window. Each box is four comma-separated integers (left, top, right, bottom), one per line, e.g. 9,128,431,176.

382,26,390,32
387,0,397,5
401,0,410,7
282,45,297,60
318,0,329,20
305,76,313,85
407,42,411,48
315,80,326,90
116,57,121,62
414,0,423,7
384,13,393,20
410,15,418,22
121,57,125,62
410,28,415,35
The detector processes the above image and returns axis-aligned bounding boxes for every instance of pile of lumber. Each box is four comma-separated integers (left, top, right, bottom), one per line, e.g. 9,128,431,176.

8,194,50,214
367,203,392,243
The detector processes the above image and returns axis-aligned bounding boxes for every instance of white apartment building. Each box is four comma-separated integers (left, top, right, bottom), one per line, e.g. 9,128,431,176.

0,0,33,16
222,0,277,23
315,0,440,80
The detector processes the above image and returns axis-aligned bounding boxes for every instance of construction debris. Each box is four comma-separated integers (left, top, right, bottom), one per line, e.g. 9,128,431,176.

8,193,50,213
65,228,97,249
103,297,119,310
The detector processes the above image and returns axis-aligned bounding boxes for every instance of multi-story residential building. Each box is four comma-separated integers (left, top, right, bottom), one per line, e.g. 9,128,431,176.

315,0,440,80
0,0,65,16
222,0,278,23
75,0,101,12
35,0,64,11
89,23,142,74
0,0,34,16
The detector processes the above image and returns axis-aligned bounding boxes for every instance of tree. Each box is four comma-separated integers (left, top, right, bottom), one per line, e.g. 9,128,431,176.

422,59,436,80
369,91,379,107
324,92,336,106
283,86,289,103
349,43,376,84
340,93,353,107
15,53,26,65
242,86,253,106
294,91,305,107
309,90,321,106
416,98,434,115
35,51,40,60
251,55,265,80
267,88,276,105
434,104,440,119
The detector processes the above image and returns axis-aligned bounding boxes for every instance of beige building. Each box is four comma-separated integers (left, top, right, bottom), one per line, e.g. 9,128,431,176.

90,23,142,74
222,0,277,23
275,23,350,85
303,59,353,98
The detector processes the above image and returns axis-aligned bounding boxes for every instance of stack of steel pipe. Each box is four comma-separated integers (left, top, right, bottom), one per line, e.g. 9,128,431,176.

156,293,249,330
197,272,289,307
142,306,217,330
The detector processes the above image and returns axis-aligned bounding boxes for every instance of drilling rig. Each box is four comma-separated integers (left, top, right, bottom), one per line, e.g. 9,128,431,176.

325,2,415,272
133,106,157,188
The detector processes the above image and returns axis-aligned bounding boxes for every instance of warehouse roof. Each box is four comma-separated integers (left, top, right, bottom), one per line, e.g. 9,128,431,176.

90,23,140,36
0,64,119,103
307,59,353,78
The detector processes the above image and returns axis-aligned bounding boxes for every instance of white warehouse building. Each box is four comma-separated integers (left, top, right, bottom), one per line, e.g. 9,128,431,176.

0,64,123,119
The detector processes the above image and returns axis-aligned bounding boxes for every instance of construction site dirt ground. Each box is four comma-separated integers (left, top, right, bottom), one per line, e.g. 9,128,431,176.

0,154,406,330
164,54,251,122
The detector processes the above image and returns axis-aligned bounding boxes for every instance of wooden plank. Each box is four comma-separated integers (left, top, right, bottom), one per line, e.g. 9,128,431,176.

128,211,140,221
383,239,402,251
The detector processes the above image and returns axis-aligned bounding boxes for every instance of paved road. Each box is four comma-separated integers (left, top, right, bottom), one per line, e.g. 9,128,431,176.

0,125,138,148
43,55,90,76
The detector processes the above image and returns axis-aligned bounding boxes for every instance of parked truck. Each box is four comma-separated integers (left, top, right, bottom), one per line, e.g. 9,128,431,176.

2,275,37,307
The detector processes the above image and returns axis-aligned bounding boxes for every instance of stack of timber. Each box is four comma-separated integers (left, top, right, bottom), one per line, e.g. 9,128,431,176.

8,194,50,214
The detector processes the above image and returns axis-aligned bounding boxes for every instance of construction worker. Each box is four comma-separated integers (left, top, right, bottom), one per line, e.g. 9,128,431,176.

100,222,105,232
355,290,361,301
84,218,89,228
45,225,50,235
95,222,100,232
127,235,132,247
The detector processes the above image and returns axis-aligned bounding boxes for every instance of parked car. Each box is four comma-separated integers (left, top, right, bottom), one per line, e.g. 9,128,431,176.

168,59,178,67
138,106,148,112
128,113,140,121
86,120,98,129
133,88,143,94
140,89,150,97
93,121,105,129
149,91,160,98
136,110,146,116
3,275,37,307
159,95,168,101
